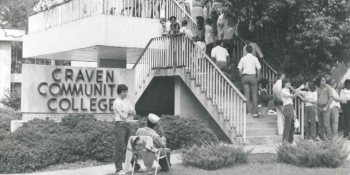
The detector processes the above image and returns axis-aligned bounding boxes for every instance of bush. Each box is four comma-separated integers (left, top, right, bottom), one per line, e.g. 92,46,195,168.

181,143,251,170
277,137,350,168
0,108,22,132
0,114,115,173
0,114,219,173
0,90,21,111
132,115,219,150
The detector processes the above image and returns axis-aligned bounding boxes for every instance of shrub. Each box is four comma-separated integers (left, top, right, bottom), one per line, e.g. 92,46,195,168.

0,114,219,173
0,108,22,132
181,143,251,170
277,137,350,168
132,115,219,150
0,90,21,111
0,114,115,173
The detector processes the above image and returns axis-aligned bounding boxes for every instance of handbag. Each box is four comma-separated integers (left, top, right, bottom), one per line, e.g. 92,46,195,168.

293,111,300,129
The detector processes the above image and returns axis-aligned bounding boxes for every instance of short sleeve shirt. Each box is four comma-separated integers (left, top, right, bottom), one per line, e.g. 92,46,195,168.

211,46,229,62
237,53,261,75
317,85,333,107
281,88,294,106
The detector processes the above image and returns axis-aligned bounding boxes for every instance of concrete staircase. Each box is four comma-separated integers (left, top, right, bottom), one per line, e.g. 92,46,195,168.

135,68,244,144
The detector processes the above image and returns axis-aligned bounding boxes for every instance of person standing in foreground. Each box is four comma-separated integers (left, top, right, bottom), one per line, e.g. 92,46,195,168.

340,79,350,140
113,84,136,175
281,79,300,143
237,45,261,117
272,73,286,135
316,76,333,141
299,82,317,141
328,79,347,137
136,114,171,172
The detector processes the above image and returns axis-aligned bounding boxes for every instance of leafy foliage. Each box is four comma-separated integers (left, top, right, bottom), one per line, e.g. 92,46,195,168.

181,143,251,170
0,108,21,133
0,89,21,111
277,137,350,168
133,115,219,150
227,0,350,80
0,114,218,173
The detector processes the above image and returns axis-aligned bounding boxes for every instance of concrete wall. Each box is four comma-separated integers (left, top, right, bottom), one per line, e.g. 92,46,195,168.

0,42,12,106
23,14,162,59
21,64,135,114
174,77,228,140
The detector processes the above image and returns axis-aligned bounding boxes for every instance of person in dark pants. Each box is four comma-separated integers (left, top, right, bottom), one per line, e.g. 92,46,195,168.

316,76,333,141
113,84,136,175
281,78,300,143
340,79,350,140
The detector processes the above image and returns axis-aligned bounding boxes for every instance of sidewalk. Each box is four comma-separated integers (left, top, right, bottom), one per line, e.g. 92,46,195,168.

2,142,350,175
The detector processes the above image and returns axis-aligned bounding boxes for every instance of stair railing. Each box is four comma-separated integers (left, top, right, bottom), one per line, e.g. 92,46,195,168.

133,34,247,142
235,38,305,138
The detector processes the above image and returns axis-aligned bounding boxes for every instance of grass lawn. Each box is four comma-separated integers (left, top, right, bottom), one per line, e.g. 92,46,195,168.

154,153,350,175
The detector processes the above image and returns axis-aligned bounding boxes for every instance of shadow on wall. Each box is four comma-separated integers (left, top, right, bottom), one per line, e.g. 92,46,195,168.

136,77,175,117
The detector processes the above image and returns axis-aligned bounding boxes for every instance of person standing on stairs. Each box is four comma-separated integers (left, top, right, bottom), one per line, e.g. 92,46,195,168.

273,73,286,135
237,45,261,117
281,79,300,143
205,18,215,57
242,33,264,60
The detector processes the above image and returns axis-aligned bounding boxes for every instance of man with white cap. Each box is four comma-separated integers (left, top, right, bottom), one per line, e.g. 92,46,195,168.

136,113,171,172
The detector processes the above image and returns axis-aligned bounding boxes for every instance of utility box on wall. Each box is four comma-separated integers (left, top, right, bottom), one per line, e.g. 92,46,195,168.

21,64,136,121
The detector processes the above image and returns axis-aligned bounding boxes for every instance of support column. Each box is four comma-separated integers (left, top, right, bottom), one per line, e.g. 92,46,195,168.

174,77,182,116
0,41,12,107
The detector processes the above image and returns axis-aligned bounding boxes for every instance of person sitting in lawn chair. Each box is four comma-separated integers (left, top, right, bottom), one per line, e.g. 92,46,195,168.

136,114,171,172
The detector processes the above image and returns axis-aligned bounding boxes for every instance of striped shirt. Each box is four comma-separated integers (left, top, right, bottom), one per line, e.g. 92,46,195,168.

136,127,166,148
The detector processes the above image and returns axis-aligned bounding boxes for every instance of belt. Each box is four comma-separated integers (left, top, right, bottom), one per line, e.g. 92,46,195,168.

242,74,256,76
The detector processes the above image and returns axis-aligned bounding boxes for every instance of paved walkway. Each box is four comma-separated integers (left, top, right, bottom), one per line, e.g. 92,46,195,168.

3,142,350,175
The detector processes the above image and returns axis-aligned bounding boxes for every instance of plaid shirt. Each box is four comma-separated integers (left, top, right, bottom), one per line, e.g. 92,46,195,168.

136,127,166,148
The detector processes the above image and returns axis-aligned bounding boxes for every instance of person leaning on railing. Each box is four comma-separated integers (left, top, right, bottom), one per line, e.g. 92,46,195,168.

299,81,317,141
272,73,286,135
192,16,206,52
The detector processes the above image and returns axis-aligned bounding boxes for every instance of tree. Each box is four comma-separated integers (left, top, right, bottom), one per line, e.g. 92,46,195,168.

228,0,350,80
0,0,37,31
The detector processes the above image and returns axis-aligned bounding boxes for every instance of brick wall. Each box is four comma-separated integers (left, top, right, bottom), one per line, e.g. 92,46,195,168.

22,113,115,122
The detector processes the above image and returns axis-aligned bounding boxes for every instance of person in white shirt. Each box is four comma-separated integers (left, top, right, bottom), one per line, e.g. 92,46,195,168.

180,20,194,38
299,82,317,141
272,73,286,135
340,79,350,140
211,40,229,70
242,34,264,60
327,79,348,137
281,78,301,143
113,84,136,175
33,2,40,12
237,45,261,116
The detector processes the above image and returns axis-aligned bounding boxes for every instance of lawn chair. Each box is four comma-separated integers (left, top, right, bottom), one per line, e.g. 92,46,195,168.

125,136,171,175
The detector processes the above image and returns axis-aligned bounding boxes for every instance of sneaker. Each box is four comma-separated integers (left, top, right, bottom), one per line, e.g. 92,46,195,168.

116,170,126,175
315,137,321,141
253,113,259,117
258,104,262,107
267,110,277,114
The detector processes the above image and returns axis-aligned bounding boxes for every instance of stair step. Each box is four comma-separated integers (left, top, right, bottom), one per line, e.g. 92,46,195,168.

246,121,278,129
246,114,277,122
245,135,282,145
246,128,278,136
